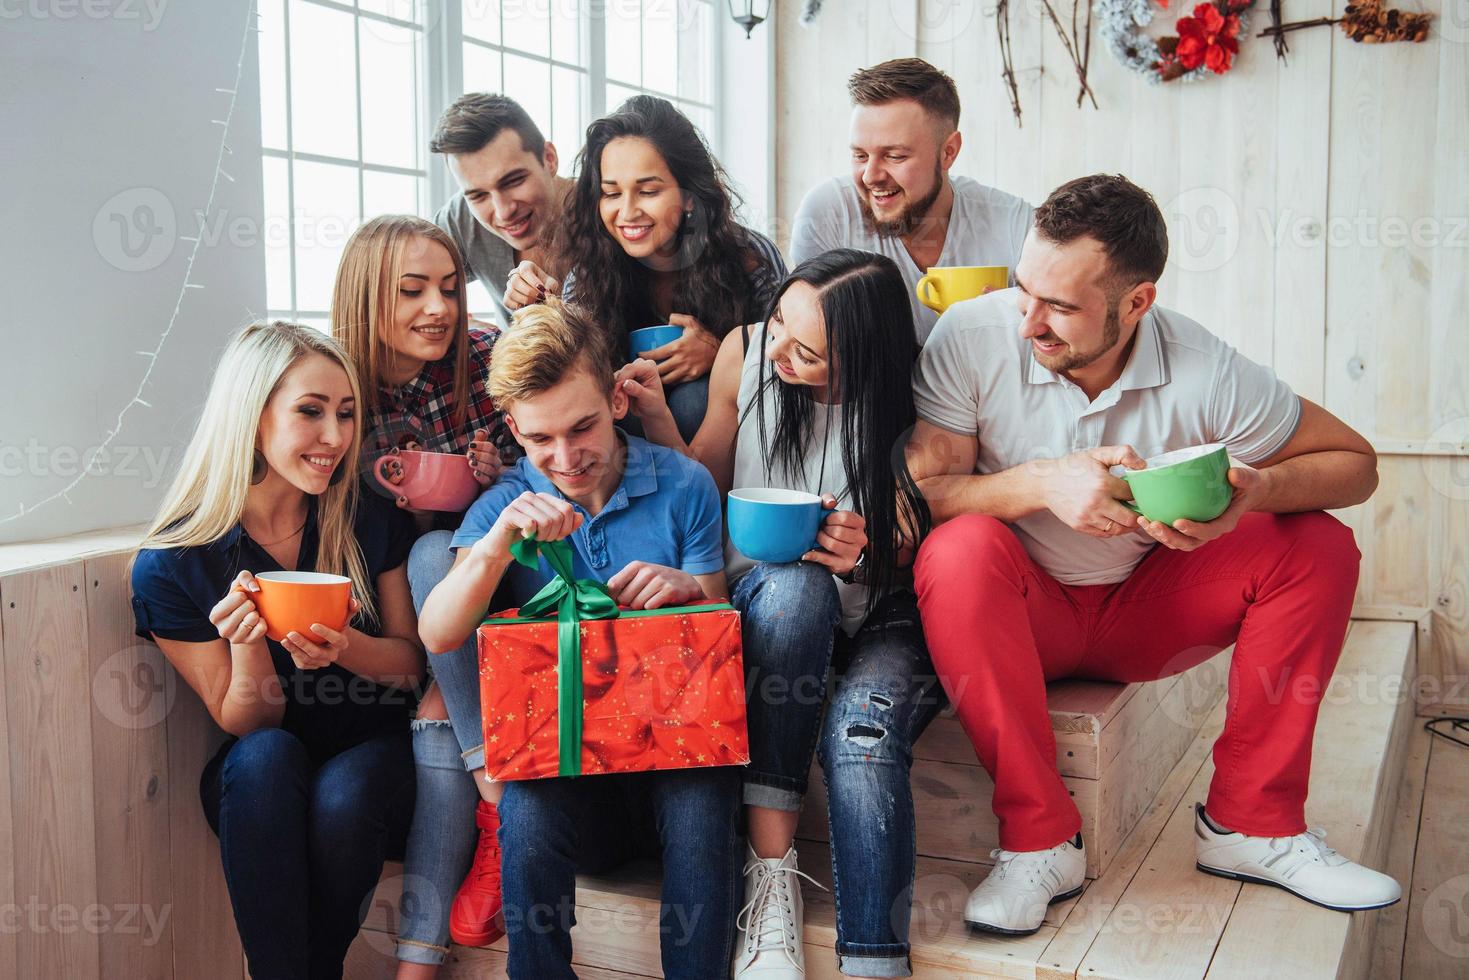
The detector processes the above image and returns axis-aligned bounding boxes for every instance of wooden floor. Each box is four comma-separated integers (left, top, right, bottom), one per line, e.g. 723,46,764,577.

345,616,1469,979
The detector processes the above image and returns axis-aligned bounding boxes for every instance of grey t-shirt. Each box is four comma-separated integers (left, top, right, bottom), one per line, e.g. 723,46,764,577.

789,175,1033,344
913,291,1303,586
434,194,517,328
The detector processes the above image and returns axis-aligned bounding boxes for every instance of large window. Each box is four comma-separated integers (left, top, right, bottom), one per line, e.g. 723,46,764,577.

257,0,721,328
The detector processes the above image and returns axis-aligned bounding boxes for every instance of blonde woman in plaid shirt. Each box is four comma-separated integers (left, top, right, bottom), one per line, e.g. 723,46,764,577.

331,214,515,975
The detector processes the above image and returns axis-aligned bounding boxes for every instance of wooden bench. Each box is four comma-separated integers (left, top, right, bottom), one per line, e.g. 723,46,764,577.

349,619,1416,978
798,655,1232,880
0,547,1414,979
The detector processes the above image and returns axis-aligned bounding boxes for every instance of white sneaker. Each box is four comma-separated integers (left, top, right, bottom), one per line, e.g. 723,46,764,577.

964,833,1085,935
733,846,823,978
1194,804,1401,911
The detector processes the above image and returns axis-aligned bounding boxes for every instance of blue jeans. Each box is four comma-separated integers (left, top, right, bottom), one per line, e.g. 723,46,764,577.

819,591,943,978
732,562,843,810
397,529,494,964
665,376,709,443
200,727,415,980
406,530,490,769
396,720,479,964
498,767,742,979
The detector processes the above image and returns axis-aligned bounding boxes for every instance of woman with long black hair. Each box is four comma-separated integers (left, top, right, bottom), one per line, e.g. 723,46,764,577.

549,94,785,441
620,249,938,980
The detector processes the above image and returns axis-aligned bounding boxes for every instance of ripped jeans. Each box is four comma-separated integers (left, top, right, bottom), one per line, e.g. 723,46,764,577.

818,591,943,979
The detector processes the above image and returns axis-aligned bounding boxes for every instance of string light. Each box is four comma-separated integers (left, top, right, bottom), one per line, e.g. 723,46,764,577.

0,2,258,530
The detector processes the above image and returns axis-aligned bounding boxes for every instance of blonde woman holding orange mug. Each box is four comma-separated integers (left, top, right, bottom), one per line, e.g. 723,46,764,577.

131,321,424,979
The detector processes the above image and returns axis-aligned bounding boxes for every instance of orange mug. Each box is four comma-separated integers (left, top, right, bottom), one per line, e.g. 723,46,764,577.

373,449,481,512
251,571,352,643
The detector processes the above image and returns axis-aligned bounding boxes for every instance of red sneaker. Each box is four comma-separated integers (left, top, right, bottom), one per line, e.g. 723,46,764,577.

449,800,505,947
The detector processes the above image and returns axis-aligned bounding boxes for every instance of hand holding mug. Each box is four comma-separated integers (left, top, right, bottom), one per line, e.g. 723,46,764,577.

381,443,425,511
1041,445,1146,538
802,493,868,576
1137,464,1268,552
381,440,423,484
467,428,504,488
645,313,719,385
282,596,358,670
212,570,267,646
504,260,561,311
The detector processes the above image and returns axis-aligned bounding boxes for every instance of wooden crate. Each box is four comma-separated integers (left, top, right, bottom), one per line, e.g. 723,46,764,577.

797,652,1233,879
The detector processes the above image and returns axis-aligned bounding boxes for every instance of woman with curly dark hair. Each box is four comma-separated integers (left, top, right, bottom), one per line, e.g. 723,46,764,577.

552,94,786,441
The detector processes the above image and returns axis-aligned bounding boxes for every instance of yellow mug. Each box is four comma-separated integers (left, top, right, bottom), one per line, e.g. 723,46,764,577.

915,266,1010,313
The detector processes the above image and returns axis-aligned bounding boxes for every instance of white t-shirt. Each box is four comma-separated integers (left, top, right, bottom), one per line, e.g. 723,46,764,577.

789,175,1033,344
912,290,1303,586
726,325,870,636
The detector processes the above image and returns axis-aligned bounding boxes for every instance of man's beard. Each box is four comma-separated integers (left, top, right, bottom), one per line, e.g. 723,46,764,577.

1036,302,1123,373
858,162,944,238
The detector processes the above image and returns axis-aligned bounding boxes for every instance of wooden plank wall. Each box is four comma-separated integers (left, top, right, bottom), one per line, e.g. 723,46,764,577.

0,554,243,979
772,0,1469,709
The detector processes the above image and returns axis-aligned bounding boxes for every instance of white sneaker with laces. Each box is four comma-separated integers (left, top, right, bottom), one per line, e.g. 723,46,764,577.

1193,804,1401,911
733,846,824,979
964,833,1086,936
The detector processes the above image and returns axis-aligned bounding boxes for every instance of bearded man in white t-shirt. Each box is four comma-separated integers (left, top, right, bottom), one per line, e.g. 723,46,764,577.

906,174,1401,936
789,58,1033,344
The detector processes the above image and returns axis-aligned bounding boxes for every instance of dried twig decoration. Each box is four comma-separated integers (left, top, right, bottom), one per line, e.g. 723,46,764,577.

997,0,1024,124
996,0,1098,125
1040,0,1099,109
1260,0,1431,54
1268,0,1290,57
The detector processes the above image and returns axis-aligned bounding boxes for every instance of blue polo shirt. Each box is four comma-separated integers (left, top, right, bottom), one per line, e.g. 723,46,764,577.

130,492,417,762
449,431,724,605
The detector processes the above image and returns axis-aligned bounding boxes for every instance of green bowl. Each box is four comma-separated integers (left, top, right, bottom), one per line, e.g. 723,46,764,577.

1118,444,1231,526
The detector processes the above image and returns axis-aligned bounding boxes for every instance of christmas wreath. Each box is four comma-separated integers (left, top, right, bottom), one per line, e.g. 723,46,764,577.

1097,0,1255,83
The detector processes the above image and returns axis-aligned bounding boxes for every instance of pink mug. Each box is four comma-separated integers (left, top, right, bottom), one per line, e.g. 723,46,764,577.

373,449,481,512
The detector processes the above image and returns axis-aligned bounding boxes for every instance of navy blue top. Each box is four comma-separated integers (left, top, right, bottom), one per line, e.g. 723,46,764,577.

131,492,418,761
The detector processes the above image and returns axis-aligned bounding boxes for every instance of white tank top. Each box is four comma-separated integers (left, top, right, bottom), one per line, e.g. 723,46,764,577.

726,324,870,636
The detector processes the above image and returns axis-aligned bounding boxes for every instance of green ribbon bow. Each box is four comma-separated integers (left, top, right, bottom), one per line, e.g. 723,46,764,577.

508,536,621,776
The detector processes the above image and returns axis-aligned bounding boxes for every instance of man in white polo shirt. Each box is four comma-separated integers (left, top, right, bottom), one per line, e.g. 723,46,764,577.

789,58,1032,344
907,174,1401,935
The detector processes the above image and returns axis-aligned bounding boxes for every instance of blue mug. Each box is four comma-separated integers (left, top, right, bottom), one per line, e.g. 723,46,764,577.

629,324,684,360
726,488,824,564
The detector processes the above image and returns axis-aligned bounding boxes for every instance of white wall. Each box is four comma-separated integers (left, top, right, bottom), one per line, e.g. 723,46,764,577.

718,9,776,240
0,0,266,545
773,0,1469,703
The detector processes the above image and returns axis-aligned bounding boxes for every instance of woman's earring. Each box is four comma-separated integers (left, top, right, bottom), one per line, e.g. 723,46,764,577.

250,449,268,485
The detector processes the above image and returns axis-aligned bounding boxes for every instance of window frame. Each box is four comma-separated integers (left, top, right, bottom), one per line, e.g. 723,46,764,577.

263,0,729,325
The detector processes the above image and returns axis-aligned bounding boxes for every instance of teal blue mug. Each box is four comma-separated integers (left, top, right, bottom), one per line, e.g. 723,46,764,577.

726,488,824,563
629,324,684,360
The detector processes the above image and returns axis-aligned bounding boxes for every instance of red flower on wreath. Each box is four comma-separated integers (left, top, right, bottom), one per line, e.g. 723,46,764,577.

1175,2,1243,74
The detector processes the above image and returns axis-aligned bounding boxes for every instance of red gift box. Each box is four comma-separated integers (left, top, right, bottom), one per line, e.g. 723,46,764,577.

476,539,750,781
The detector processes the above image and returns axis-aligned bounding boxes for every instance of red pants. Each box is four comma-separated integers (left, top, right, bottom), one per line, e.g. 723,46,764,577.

915,512,1360,851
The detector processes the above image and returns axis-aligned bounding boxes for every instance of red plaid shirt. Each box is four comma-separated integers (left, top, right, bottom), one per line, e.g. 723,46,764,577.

363,326,516,464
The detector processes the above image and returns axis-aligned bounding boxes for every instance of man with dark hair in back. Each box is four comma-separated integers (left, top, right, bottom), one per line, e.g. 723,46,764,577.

906,174,1400,936
790,57,1032,343
431,93,572,328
